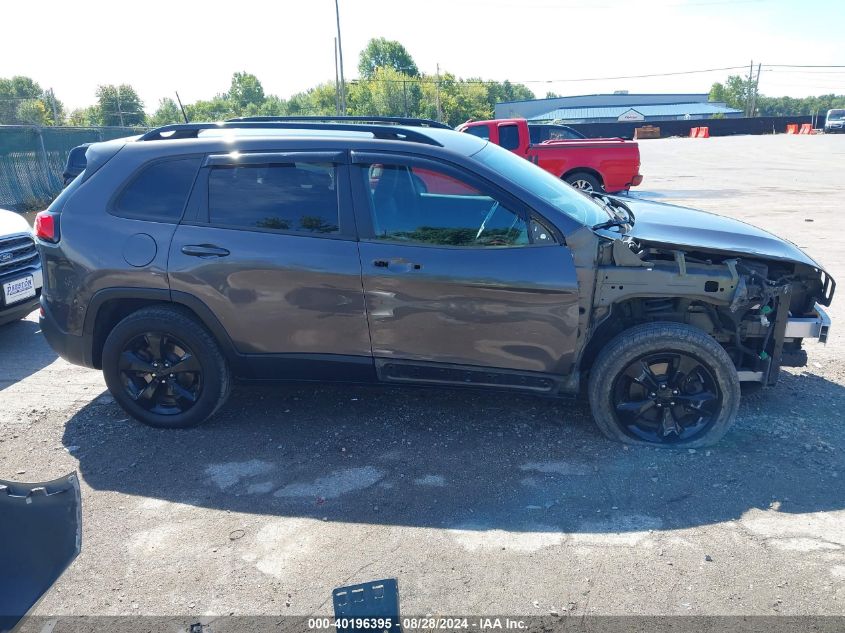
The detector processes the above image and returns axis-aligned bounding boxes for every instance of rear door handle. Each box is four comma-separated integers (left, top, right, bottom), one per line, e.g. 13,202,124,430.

181,244,230,258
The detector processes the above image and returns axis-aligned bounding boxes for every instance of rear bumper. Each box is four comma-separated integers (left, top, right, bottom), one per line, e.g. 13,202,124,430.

784,303,831,344
39,296,95,368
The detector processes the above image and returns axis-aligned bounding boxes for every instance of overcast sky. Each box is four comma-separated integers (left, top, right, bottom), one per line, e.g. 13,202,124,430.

2,0,843,111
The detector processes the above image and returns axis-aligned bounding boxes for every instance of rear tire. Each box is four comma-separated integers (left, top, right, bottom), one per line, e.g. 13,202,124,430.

588,322,740,447
564,171,602,193
102,306,231,429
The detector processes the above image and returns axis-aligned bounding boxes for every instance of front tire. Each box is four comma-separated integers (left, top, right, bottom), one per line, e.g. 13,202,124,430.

102,306,232,429
588,322,740,447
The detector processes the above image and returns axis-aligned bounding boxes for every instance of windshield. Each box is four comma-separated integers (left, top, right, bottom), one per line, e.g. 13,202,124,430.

473,142,610,227
828,110,845,121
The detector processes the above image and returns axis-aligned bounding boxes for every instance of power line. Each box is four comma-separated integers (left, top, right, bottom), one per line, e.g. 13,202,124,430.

765,64,845,68
351,65,751,86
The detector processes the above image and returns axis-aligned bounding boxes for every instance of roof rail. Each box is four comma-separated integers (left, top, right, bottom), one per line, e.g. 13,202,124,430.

137,121,445,145
227,115,452,130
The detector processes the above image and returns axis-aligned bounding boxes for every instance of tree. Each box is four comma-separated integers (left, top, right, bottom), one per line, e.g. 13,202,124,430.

709,75,753,111
66,106,100,127
95,84,145,126
228,72,265,111
0,76,63,125
15,100,49,125
358,38,419,78
149,97,184,126
349,67,422,117
185,95,235,121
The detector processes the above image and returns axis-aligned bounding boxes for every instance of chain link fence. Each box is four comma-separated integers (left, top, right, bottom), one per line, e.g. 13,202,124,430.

0,125,145,211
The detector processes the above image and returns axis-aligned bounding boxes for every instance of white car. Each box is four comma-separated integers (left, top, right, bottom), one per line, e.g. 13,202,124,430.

0,208,42,326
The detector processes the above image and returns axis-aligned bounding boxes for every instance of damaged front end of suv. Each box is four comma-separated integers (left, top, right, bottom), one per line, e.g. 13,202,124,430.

579,197,833,390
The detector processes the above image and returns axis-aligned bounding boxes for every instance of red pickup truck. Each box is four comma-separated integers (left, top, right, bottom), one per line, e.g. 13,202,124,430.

457,118,643,194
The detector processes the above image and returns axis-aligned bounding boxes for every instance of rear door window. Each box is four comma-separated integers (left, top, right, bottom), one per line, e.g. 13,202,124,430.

207,162,340,234
113,157,201,222
497,124,520,150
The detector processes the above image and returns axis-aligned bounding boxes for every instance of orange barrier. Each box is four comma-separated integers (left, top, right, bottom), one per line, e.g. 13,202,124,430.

697,126,710,138
689,127,699,138
786,123,799,134
799,123,812,135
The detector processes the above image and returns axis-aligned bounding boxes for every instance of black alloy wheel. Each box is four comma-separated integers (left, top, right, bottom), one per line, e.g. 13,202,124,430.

611,352,722,444
118,332,203,416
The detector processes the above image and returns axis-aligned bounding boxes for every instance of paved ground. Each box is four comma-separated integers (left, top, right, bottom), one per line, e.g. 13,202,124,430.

2,134,844,618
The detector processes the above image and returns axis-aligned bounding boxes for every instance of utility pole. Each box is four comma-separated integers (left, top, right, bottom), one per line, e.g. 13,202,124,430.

334,37,341,115
745,59,754,117
48,88,59,125
334,0,346,115
435,63,442,122
116,85,125,127
749,62,762,117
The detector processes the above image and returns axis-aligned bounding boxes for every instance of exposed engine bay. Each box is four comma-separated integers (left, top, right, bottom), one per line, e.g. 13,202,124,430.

585,236,834,385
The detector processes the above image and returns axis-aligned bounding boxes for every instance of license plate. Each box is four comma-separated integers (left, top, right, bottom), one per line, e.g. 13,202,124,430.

3,276,35,305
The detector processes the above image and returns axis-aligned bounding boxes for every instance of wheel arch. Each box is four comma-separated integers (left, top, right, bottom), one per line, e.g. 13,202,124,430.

561,167,604,187
578,296,724,375
84,288,240,371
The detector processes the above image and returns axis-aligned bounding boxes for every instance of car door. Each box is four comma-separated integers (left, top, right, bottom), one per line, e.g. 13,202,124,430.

351,151,580,390
168,150,372,377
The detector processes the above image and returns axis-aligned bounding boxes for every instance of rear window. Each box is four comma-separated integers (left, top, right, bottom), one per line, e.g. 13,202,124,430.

207,162,339,234
463,125,490,141
113,157,201,222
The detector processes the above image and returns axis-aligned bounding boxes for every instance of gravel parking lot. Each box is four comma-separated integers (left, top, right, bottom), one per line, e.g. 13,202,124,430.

2,134,844,619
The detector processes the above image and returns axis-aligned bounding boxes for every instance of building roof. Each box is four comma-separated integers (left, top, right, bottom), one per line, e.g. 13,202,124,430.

528,102,742,121
498,93,711,106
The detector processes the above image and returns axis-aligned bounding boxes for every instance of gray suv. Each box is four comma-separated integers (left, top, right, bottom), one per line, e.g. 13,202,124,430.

36,117,834,446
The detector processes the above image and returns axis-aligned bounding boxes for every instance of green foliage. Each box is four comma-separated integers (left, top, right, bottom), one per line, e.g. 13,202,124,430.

709,75,753,111
95,84,145,126
710,75,845,117
228,72,266,110
0,76,63,125
66,106,100,127
755,94,845,117
148,98,184,126
358,38,419,78
15,100,50,125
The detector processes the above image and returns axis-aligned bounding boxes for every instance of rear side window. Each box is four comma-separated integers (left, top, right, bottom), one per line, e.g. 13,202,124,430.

114,157,200,222
208,162,339,234
498,124,520,150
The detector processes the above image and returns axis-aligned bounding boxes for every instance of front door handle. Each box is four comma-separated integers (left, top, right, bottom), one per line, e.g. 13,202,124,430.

182,244,230,258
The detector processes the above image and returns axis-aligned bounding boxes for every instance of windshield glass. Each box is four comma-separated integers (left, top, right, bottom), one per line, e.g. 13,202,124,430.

473,142,610,226
828,110,845,121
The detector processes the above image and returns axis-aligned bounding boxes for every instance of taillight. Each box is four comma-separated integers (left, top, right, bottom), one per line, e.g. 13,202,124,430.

34,211,59,243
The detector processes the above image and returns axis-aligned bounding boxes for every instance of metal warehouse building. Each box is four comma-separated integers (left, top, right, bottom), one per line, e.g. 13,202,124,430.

494,93,743,123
